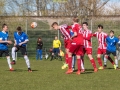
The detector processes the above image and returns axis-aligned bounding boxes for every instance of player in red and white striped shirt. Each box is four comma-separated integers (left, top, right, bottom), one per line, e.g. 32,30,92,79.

82,22,98,72
51,22,71,69
93,25,108,69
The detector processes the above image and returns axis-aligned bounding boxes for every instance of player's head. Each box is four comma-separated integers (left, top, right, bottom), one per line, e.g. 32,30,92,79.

55,36,58,40
98,24,103,32
38,37,41,41
51,22,59,30
17,26,22,34
109,30,114,37
118,35,120,39
82,22,88,30
2,24,8,32
73,16,79,23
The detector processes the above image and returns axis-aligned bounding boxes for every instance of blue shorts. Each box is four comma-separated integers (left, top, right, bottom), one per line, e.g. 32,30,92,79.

52,48,60,54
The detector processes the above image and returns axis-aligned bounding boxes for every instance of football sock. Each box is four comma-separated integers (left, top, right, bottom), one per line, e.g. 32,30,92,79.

68,57,72,69
24,55,30,68
72,56,76,69
65,54,68,64
77,59,81,71
50,55,54,61
81,60,85,70
12,47,16,60
7,56,12,69
104,57,107,65
107,56,115,65
97,58,103,66
90,59,97,68
115,59,118,67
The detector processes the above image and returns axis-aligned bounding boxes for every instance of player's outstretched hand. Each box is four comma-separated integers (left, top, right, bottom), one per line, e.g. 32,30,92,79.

7,41,12,44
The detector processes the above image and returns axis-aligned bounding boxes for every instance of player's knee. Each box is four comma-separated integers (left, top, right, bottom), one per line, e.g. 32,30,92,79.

12,47,16,52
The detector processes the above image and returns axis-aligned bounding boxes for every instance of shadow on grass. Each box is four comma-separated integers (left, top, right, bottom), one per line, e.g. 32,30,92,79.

6,69,38,72
73,69,93,74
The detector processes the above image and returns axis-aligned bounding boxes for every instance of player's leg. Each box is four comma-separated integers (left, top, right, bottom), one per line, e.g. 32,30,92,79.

88,54,98,72
39,49,42,60
5,50,14,71
103,54,107,68
11,46,19,65
72,54,76,70
20,46,32,72
50,48,55,61
112,52,119,69
81,56,85,72
36,49,39,60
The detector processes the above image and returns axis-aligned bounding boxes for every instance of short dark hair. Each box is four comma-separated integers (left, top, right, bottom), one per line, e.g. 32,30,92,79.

51,22,58,27
73,16,79,22
98,24,103,29
2,24,7,29
110,30,114,34
17,26,22,31
82,22,88,26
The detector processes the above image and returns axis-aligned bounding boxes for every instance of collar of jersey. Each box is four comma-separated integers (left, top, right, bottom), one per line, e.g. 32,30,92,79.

109,36,114,39
17,32,23,35
2,31,7,34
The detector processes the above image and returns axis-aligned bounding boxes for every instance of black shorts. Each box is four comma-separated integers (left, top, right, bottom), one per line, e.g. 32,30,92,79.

15,45,27,55
106,50,116,56
0,50,9,57
52,48,60,54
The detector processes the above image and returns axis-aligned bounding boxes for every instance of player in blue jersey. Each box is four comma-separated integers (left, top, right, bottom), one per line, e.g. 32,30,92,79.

11,26,32,72
104,30,119,69
0,24,14,71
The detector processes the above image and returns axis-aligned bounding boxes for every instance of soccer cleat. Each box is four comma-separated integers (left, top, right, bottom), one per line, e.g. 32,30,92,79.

10,68,14,71
61,63,68,69
76,70,81,75
66,69,73,74
104,65,107,68
11,60,16,65
113,65,116,70
28,68,32,72
94,68,98,72
98,66,104,70
81,69,85,73
116,67,120,70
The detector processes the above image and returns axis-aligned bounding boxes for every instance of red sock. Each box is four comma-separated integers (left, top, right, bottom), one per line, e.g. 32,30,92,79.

77,59,81,71
65,54,68,64
106,56,115,65
97,58,102,66
68,57,72,69
90,59,97,68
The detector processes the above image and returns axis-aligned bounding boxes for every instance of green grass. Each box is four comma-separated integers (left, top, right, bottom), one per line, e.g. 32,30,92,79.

0,57,120,90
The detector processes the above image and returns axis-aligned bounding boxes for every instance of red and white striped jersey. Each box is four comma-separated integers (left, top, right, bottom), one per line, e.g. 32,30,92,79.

83,29,92,48
59,24,71,40
93,32,108,49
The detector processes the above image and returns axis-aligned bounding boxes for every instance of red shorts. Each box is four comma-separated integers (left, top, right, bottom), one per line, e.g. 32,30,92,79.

97,48,106,54
69,43,83,56
83,48,92,55
64,40,71,49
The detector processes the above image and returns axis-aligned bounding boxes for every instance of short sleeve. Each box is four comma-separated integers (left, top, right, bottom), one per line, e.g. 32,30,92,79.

24,33,29,41
0,33,2,40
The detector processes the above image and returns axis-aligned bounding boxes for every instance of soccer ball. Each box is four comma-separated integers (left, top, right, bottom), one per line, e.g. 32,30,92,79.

31,22,37,28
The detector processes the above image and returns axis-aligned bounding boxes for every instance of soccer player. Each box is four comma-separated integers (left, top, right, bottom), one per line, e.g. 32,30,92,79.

0,24,14,71
67,17,84,75
82,22,98,72
104,30,119,69
93,25,116,70
11,26,32,72
36,37,43,60
51,22,71,69
51,36,62,61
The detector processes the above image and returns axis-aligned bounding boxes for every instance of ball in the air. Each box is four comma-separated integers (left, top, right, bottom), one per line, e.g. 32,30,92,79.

31,22,37,28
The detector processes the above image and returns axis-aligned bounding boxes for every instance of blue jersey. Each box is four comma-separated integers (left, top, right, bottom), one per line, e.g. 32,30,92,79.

0,31,9,50
70,30,74,37
106,36,119,52
14,32,29,47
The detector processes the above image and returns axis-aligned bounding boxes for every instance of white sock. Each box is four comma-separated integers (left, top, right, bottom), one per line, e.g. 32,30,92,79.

24,55,30,68
115,59,118,67
7,56,12,69
104,57,107,65
72,56,75,68
81,60,85,70
12,47,16,60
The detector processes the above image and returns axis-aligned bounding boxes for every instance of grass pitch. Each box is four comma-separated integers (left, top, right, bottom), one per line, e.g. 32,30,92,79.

0,57,120,90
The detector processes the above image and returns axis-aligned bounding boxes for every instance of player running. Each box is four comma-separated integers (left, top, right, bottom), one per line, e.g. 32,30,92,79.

0,24,14,71
67,17,84,75
82,22,98,72
93,25,116,70
11,26,32,72
104,30,118,69
51,22,71,69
